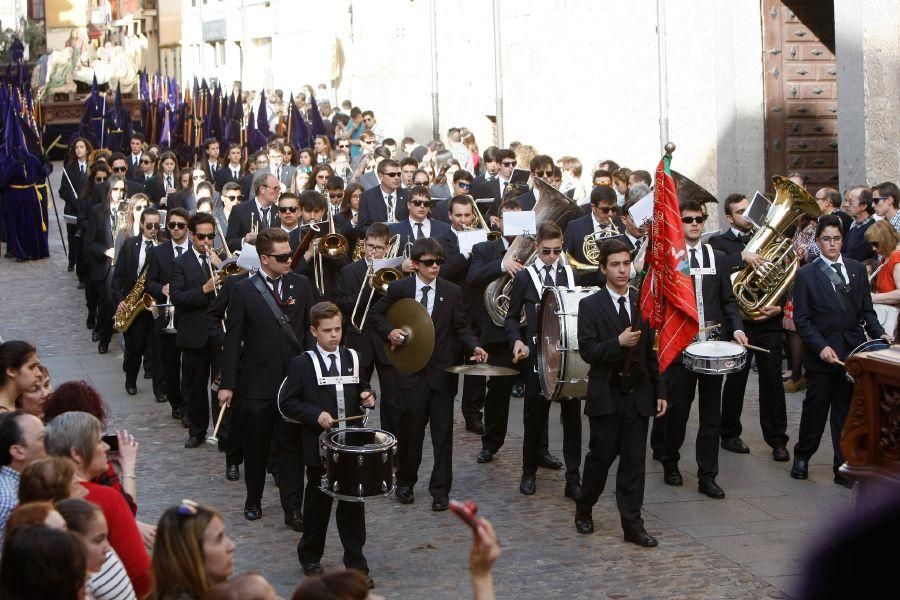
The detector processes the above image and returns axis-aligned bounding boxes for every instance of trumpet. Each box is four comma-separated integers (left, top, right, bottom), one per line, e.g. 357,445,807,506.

350,234,403,332
162,291,177,333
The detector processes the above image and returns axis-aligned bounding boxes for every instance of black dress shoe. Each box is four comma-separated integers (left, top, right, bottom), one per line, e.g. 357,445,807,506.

125,384,137,396
77,281,86,290
181,414,190,428
98,342,109,354
284,508,304,532
564,481,583,499
172,406,183,420
143,370,153,379
790,457,809,480
465,417,485,435
624,529,659,547
476,449,494,464
432,496,449,512
651,448,662,462
833,473,854,489
772,446,790,462
85,317,95,330
226,464,240,481
244,505,263,521
575,514,594,534
663,463,683,486
184,435,202,448
519,472,536,496
92,330,101,342
699,479,726,499
395,485,414,504
721,436,750,453
156,394,168,404
301,562,323,576
67,265,75,272
537,451,563,470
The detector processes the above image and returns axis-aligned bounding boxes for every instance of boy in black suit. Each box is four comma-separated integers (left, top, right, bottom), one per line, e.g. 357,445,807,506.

574,239,667,546
277,301,376,582
370,238,487,511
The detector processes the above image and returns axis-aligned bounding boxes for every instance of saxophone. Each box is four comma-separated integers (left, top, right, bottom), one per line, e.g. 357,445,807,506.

114,266,150,332
731,176,821,319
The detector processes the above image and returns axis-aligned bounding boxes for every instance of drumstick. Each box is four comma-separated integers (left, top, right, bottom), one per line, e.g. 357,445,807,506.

741,343,771,354
333,414,367,425
834,359,846,367
698,324,721,334
206,404,227,445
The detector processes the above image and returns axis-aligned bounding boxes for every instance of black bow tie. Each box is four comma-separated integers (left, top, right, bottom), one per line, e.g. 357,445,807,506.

739,232,752,244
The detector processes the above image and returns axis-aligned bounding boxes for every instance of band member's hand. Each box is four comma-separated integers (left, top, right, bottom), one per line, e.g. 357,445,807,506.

360,390,375,407
304,248,314,262
471,347,489,363
104,248,115,259
388,328,407,348
882,334,895,345
733,331,749,346
217,389,233,408
741,251,765,269
753,305,782,321
512,340,529,362
503,257,524,276
656,399,668,417
820,346,840,364
162,283,170,296
618,327,642,348
318,411,336,429
202,277,217,294
208,252,223,269
401,257,415,273
243,232,257,244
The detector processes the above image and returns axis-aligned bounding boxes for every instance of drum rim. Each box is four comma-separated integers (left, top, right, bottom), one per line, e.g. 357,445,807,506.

537,286,598,401
684,340,746,358
537,287,564,401
323,428,397,452
849,339,890,354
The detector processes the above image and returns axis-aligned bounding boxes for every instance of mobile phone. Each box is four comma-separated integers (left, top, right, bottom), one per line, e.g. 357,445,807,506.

449,499,479,532
102,433,119,452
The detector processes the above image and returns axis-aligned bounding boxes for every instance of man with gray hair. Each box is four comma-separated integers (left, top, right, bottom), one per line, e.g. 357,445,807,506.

226,172,281,252
842,186,877,262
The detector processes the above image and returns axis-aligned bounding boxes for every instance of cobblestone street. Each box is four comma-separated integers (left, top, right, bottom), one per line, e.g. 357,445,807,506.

0,168,853,598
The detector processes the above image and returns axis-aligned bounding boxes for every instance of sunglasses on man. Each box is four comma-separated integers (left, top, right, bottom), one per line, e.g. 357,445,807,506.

194,233,216,241
410,199,432,208
112,166,128,173
416,258,445,266
681,216,708,224
223,194,243,201
533,170,553,178
263,252,292,263
144,222,160,230
278,206,299,213
540,248,563,255
168,221,188,230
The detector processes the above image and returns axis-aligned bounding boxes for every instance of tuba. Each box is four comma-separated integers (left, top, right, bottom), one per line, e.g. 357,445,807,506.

484,177,581,327
731,176,821,319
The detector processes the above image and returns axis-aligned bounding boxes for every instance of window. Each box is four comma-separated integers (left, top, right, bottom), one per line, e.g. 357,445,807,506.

28,0,45,20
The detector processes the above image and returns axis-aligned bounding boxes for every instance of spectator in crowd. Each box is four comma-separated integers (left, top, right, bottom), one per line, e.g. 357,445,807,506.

18,456,87,503
872,182,900,231
206,573,279,600
0,525,87,600
0,411,48,536
0,341,43,412
3,500,66,537
16,363,51,419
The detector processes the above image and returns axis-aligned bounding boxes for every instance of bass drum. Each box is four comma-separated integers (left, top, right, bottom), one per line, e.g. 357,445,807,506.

537,286,599,401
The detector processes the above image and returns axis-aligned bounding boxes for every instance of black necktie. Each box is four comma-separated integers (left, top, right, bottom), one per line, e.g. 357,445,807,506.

633,238,642,253
415,223,424,240
327,353,338,377
80,164,85,174
618,296,631,329
133,156,138,166
232,169,239,179
262,207,270,227
144,240,153,256
176,245,184,256
690,249,700,269
832,263,846,285
543,265,554,287
166,175,172,189
266,276,281,300
386,194,394,218
211,163,216,175
200,254,211,280
420,284,431,309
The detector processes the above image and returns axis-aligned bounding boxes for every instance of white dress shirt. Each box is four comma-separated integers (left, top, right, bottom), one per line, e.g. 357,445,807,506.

606,285,631,322
172,240,189,258
819,255,849,290
415,275,436,315
409,218,431,240
317,344,342,374
137,236,156,274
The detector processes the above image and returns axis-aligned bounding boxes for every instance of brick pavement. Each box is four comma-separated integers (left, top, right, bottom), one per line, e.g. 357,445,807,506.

0,167,852,598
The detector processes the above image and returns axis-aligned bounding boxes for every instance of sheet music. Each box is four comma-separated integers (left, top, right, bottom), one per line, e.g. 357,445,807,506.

456,229,488,255
502,210,537,237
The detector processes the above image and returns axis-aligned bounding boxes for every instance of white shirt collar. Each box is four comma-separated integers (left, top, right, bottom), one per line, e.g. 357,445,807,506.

606,284,630,307
316,343,339,359
173,240,189,253
415,274,436,291
409,217,430,229
281,224,298,233
536,258,560,272
626,232,640,247
730,227,746,238
192,246,209,264
820,254,845,268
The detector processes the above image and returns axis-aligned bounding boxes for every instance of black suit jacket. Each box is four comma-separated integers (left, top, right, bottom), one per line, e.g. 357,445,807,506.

509,189,537,211
125,154,144,182
90,179,145,208
793,258,884,372
357,186,409,230
708,229,747,274
387,219,450,249
84,203,115,282
370,276,478,391
336,258,391,367
225,200,280,252
680,245,743,341
59,164,88,214
504,261,572,348
563,214,622,287
214,165,245,191
434,228,469,288
842,219,877,262
170,250,218,349
145,175,172,206
221,271,315,397
146,240,190,301
112,235,152,304
577,288,662,418
832,210,854,235
277,347,372,466
199,158,226,183
467,238,508,346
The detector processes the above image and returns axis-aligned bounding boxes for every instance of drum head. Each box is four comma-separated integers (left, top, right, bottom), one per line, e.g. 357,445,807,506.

538,288,563,399
849,339,890,356
685,341,745,358
325,428,396,452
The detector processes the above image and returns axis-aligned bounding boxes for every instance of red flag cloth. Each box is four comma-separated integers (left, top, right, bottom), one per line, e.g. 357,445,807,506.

639,154,699,372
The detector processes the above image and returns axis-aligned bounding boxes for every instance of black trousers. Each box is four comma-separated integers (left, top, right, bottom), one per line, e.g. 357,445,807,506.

66,223,80,269
522,364,581,481
297,465,367,570
461,374,485,420
179,344,217,438
156,327,182,408
123,312,158,392
396,376,453,498
720,328,789,448
793,368,852,470
243,397,304,512
370,361,399,437
659,363,723,481
480,342,518,453
223,391,245,467
95,271,115,344
577,396,648,535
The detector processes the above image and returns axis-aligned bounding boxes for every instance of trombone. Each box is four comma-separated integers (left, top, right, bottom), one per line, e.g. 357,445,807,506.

308,208,348,295
467,196,500,241
350,234,402,332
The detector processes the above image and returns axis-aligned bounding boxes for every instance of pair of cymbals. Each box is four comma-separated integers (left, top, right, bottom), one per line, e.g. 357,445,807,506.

445,363,518,377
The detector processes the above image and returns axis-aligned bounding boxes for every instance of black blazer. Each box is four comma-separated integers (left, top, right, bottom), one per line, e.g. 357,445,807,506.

225,200,280,252
145,175,174,206
336,258,392,367
59,164,88,214
577,287,662,418
832,210,854,235
146,240,190,302
467,238,508,346
504,261,572,348
214,164,245,191
199,158,226,183
170,250,218,349
387,218,450,249
434,228,469,288
277,347,372,466
357,186,409,230
563,214,621,287
842,219,877,262
708,229,748,274
84,203,115,282
292,247,350,303
111,235,152,304
509,189,537,211
220,271,315,397
125,154,144,182
793,258,884,373
90,179,145,208
370,276,479,391
168,190,197,213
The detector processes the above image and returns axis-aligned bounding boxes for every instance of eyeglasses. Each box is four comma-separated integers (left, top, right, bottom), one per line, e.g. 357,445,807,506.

681,216,708,224
168,221,187,230
278,206,298,213
365,242,386,252
194,233,216,241
144,222,160,230
94,177,107,183
132,205,147,211
819,235,842,244
140,159,153,164
263,252,292,263
417,258,445,266
411,200,432,207
594,206,613,214
540,248,563,255
224,194,242,201
112,166,127,172
176,499,199,516
382,172,401,178
458,182,471,190
414,180,430,186
328,192,343,199
337,143,350,148
259,184,279,191
533,170,553,178
501,161,516,167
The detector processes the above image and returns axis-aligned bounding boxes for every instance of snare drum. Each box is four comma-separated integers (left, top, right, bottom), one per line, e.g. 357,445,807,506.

537,286,599,401
844,339,891,383
319,428,397,502
683,341,747,375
